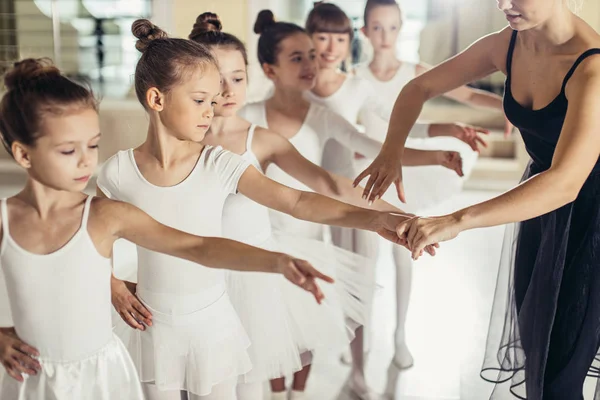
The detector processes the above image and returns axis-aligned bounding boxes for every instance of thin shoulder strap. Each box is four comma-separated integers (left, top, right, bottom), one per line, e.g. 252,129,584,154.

506,30,518,76
81,195,93,229
245,124,257,153
561,48,600,92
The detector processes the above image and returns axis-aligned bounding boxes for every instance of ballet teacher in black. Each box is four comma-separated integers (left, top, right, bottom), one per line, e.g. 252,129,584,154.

354,0,600,399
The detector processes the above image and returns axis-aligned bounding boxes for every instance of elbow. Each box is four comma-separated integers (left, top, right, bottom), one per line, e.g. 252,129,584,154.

549,169,584,204
404,80,433,102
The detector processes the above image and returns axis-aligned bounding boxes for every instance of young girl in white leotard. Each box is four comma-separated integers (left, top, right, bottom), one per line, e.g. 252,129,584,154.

188,12,441,400
239,10,464,400
0,58,329,400
303,3,511,397
101,19,416,400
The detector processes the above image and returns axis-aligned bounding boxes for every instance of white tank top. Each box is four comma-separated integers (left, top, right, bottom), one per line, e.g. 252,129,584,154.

239,101,382,239
0,196,114,361
97,146,250,297
221,125,273,247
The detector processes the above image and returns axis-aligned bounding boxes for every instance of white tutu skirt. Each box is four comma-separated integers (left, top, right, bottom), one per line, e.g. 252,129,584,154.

273,231,375,354
127,286,252,397
225,232,375,382
0,334,143,400
355,136,479,214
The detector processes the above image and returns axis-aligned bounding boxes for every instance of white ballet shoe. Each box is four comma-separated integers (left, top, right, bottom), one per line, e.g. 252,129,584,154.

271,391,288,400
289,390,305,400
392,342,414,369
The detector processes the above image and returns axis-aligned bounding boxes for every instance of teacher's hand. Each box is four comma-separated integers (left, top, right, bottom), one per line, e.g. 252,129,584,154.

397,214,462,260
353,150,405,204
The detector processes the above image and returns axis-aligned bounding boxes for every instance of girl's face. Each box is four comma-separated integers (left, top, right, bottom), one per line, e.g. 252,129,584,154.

14,107,100,192
311,32,351,70
497,0,563,30
267,32,318,91
212,47,248,117
362,5,401,54
156,63,221,142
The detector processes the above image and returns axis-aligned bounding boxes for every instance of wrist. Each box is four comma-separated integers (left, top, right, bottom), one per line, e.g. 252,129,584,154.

452,208,474,232
428,123,442,137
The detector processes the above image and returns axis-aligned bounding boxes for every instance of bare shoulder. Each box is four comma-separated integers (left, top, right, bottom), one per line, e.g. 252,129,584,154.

89,196,134,229
253,126,291,153
565,52,600,98
486,27,515,74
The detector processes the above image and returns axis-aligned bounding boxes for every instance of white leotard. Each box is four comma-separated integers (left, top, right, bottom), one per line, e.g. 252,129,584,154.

97,146,254,396
239,101,382,240
0,196,143,400
98,146,249,297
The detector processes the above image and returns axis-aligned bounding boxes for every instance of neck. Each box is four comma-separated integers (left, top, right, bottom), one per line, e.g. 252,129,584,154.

18,179,80,219
370,50,400,71
520,8,576,51
143,114,200,168
208,114,241,136
269,86,309,112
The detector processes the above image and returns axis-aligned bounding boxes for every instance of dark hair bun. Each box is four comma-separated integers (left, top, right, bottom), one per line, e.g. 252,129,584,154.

196,12,222,32
253,10,276,34
132,19,168,53
3,58,60,91
189,12,222,40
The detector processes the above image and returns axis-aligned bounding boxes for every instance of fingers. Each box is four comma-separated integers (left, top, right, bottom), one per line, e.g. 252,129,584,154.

3,362,24,382
361,170,379,201
301,277,325,304
353,167,373,189
16,342,39,358
475,135,488,149
369,172,398,203
12,352,40,375
119,310,145,331
395,179,406,203
296,259,334,284
131,298,153,327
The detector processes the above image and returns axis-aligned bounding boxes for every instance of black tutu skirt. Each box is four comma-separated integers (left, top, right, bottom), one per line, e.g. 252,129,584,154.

480,161,600,400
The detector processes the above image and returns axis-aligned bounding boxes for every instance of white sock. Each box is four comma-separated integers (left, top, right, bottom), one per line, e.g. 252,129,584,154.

271,391,287,400
289,390,305,400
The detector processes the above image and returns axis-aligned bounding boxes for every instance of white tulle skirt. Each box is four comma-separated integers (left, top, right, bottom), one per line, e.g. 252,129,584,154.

0,334,144,400
226,231,375,383
127,285,252,397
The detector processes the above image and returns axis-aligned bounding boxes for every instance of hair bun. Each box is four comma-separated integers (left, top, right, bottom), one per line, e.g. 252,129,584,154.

253,10,276,34
197,12,222,32
3,58,60,91
189,12,222,40
131,19,168,53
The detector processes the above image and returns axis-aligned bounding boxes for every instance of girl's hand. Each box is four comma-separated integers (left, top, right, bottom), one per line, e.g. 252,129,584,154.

436,151,464,177
274,255,334,304
111,278,153,331
0,327,40,382
376,213,439,256
397,214,462,260
430,122,489,152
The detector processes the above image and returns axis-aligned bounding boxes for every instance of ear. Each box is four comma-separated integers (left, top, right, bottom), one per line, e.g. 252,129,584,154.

12,141,31,169
262,63,277,81
360,26,368,37
146,87,165,112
